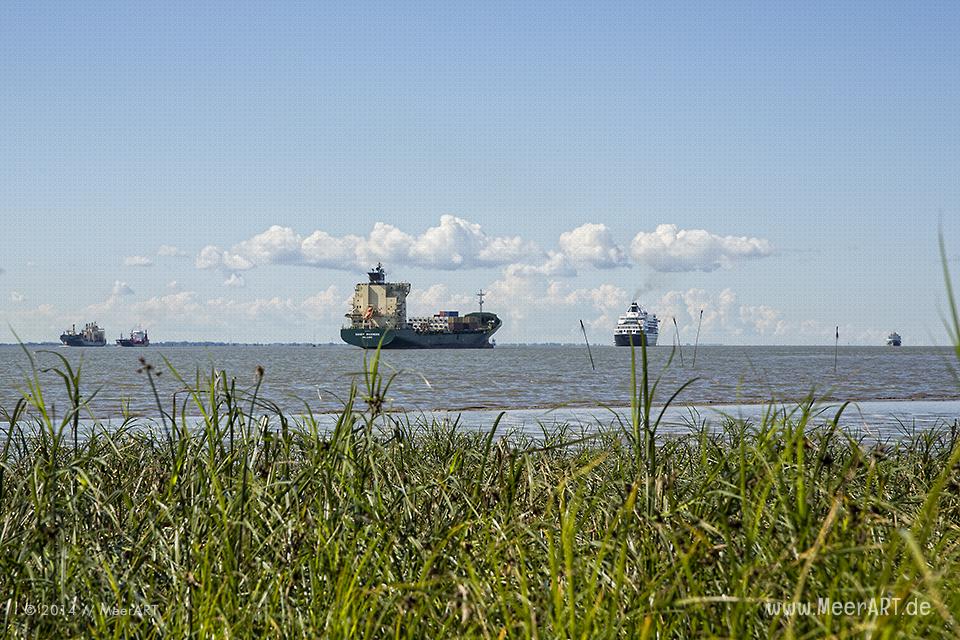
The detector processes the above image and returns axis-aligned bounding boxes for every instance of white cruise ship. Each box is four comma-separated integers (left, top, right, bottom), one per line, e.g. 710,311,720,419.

614,302,659,347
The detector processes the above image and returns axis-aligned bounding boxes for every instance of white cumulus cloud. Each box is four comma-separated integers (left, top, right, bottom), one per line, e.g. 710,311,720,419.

187,218,775,289
134,291,202,320
223,273,246,287
233,226,303,265
404,216,533,268
112,281,135,296
504,252,577,278
300,230,360,268
652,287,855,343
194,216,538,273
301,286,346,319
558,223,627,268
157,245,186,257
630,224,773,272
195,246,222,269
739,304,787,336
206,292,347,323
195,246,254,271
124,255,153,267
406,284,475,317
486,266,629,333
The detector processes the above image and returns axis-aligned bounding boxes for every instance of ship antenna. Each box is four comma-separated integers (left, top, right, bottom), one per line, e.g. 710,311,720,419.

477,289,485,316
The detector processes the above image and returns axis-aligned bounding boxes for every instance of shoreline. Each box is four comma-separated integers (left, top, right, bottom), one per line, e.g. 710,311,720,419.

31,395,960,419
35,397,960,442
426,393,960,415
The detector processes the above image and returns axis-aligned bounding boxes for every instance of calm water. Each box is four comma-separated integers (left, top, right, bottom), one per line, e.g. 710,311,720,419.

0,345,957,425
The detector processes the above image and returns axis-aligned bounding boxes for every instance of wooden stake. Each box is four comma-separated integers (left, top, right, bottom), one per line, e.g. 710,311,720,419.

580,320,595,371
692,309,703,368
673,317,684,367
834,326,839,373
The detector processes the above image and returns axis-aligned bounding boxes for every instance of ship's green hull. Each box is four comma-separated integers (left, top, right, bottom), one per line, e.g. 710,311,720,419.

60,334,106,347
341,314,500,349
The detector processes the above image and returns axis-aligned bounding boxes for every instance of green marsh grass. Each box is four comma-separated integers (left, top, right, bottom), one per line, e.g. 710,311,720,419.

0,343,957,638
0,248,959,637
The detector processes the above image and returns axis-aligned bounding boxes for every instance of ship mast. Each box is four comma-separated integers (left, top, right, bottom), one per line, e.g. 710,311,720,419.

477,289,485,316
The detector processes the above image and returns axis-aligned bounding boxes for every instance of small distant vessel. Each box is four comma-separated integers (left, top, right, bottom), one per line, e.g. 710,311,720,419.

340,264,501,349
117,328,149,347
614,302,659,347
886,332,902,347
60,322,107,347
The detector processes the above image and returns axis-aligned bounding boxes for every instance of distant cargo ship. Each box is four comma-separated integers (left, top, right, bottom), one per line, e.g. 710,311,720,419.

886,332,902,347
614,302,659,347
340,264,501,349
60,322,107,347
117,328,149,347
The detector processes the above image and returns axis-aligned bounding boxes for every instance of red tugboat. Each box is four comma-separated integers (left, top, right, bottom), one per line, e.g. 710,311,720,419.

117,328,149,347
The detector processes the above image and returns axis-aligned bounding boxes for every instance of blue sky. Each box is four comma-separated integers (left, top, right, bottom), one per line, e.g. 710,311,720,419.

1,1,958,343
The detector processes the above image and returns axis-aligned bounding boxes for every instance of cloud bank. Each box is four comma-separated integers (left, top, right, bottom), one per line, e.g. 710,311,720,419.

192,217,774,278
196,216,537,273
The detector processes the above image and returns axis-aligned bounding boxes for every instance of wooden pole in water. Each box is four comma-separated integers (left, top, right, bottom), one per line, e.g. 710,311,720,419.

673,317,684,367
580,319,595,371
834,326,839,373
692,309,703,368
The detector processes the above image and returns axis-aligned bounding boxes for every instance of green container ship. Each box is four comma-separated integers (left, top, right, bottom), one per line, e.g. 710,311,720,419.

340,264,501,349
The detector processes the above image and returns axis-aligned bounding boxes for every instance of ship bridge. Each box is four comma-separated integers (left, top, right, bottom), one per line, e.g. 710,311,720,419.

346,264,411,329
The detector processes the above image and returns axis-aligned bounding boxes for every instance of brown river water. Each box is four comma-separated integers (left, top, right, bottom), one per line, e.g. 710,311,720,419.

1,345,957,438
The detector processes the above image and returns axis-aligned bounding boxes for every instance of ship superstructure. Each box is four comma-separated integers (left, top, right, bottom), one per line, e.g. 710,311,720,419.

345,264,411,331
60,322,107,347
886,332,902,347
341,264,501,348
614,302,659,347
